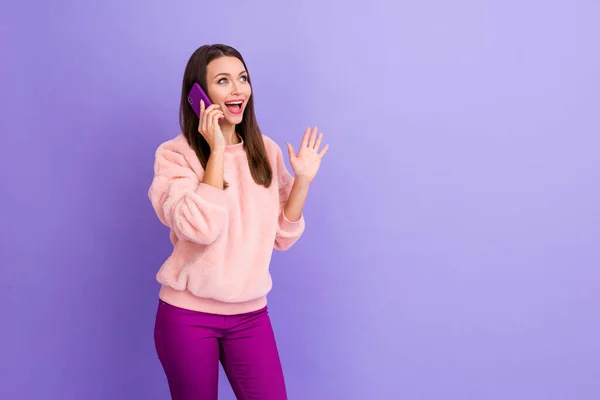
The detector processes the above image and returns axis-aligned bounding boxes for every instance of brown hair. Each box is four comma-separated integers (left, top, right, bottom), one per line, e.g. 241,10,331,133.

179,44,273,189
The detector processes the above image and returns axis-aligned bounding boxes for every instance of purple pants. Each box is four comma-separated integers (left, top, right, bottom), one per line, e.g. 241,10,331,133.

153,300,287,400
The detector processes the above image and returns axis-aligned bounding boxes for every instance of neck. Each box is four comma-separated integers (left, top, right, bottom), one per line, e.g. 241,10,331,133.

220,121,240,145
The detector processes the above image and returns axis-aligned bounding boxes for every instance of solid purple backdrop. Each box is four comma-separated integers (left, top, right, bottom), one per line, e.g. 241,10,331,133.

2,1,599,399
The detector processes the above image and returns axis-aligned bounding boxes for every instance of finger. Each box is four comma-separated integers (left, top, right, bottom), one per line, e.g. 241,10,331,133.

314,132,323,150
286,142,295,159
205,108,219,123
201,103,214,136
206,110,213,138
205,108,216,120
214,109,224,123
212,112,221,134
308,126,317,148
203,110,215,137
203,104,219,117
207,107,220,131
199,100,206,134
200,114,207,137
301,127,310,148
318,143,329,157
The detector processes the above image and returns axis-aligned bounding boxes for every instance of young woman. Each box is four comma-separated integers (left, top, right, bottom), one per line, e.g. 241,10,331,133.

148,44,328,399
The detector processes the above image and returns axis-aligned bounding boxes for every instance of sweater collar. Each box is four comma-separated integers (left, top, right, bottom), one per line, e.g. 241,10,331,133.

225,135,245,155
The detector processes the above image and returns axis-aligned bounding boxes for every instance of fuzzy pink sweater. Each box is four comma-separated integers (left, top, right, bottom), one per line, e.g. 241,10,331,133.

148,133,304,315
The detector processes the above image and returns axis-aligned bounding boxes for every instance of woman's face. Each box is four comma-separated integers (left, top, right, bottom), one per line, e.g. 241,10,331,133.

205,56,252,126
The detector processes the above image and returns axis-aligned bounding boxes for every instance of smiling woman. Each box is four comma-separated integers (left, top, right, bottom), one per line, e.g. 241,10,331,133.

147,44,328,399
178,45,273,190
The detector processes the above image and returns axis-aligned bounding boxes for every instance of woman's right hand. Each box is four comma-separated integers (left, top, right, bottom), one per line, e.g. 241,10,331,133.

198,100,225,152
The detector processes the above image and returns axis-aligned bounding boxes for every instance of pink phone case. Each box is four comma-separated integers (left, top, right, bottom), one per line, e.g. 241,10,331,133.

187,83,212,118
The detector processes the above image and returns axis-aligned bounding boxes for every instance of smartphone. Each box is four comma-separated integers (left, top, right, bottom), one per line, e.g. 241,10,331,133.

187,82,212,118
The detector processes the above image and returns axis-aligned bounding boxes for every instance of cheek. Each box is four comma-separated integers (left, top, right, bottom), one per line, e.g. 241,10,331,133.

207,86,226,103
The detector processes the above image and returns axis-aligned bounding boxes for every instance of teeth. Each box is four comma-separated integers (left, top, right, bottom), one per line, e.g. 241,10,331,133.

225,101,243,105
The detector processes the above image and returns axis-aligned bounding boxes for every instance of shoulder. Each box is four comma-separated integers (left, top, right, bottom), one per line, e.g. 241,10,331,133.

260,134,284,158
152,133,199,170
155,133,191,154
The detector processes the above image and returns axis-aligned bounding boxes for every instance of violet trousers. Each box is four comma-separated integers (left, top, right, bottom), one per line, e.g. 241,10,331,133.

153,299,288,400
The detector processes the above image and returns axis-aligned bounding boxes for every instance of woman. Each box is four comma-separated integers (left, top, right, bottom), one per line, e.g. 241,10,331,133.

148,44,328,399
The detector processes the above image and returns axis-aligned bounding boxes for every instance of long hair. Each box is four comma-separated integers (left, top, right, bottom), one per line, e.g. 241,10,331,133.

179,44,273,189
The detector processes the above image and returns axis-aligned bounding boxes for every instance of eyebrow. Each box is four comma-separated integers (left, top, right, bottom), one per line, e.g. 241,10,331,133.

214,71,247,79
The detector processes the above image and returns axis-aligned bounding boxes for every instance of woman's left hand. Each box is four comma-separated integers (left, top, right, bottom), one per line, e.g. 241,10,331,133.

287,126,329,184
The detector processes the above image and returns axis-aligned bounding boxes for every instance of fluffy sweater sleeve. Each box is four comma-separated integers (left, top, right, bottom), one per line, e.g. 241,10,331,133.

148,146,228,245
273,145,305,251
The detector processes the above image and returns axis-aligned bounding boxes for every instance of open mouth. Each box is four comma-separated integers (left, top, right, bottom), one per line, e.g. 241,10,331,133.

224,100,244,114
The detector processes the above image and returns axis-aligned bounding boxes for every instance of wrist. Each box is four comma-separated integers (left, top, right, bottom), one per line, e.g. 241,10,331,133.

209,148,225,157
294,175,312,188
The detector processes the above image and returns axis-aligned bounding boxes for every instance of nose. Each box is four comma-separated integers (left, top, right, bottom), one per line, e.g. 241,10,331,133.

230,81,241,95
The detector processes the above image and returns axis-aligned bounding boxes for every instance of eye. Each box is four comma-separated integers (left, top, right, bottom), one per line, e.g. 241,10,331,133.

218,78,227,84
240,75,248,82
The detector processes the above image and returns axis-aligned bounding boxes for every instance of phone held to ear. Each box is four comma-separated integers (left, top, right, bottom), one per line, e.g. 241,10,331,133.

187,82,213,119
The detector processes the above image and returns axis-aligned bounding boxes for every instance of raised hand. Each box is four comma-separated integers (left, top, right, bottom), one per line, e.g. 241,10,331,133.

286,126,329,183
198,100,225,152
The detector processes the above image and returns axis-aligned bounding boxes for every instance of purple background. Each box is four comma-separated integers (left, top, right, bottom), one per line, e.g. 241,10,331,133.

2,1,599,399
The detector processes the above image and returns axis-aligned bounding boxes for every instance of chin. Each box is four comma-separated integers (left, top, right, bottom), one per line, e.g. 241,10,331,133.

225,114,243,125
